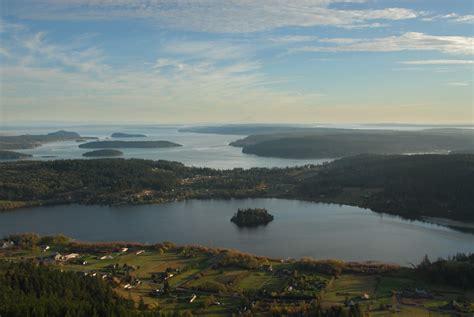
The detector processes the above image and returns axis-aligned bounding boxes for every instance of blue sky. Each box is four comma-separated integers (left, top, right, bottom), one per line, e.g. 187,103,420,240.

0,0,472,124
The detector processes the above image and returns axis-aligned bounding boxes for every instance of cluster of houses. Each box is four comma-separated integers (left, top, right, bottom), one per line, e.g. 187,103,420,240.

40,252,82,265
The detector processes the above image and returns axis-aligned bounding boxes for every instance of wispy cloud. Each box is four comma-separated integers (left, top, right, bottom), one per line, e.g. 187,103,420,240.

0,21,323,123
400,60,474,65
295,32,474,55
423,13,474,24
3,0,417,32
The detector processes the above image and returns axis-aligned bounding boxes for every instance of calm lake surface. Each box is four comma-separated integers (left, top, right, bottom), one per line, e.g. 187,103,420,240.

1,199,472,265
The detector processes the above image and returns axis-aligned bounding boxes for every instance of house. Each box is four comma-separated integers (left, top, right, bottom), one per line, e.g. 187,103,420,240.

63,253,80,261
136,250,145,255
54,253,63,261
189,294,197,303
1,241,14,249
43,245,50,252
100,255,114,260
361,293,370,300
120,248,128,253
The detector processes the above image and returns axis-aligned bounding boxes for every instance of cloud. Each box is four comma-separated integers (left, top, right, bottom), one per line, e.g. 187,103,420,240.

160,40,250,61
447,81,471,86
3,0,417,32
400,60,474,65
423,13,474,24
269,36,319,43
0,21,323,123
295,32,474,55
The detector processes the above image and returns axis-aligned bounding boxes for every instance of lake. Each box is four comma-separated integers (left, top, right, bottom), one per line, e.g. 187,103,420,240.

1,199,472,265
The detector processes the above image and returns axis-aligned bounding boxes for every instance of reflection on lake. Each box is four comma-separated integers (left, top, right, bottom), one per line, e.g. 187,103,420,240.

1,199,472,265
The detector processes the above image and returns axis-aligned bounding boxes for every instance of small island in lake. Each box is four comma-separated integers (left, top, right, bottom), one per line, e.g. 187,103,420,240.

110,132,147,138
0,150,32,160
78,140,182,149
231,208,274,227
82,149,123,157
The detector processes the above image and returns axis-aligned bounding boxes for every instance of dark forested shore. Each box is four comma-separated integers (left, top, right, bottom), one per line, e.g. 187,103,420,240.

1,154,473,222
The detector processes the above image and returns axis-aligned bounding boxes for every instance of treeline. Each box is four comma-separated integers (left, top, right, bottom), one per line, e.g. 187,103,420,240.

416,253,474,289
0,261,161,317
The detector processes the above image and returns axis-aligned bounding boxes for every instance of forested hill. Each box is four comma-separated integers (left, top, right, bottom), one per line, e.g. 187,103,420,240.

297,154,474,221
0,155,473,222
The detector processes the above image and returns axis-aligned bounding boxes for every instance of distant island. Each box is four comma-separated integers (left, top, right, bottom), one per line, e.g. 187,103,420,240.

110,132,147,138
231,208,274,227
78,140,182,149
0,130,97,150
82,149,123,157
0,150,32,160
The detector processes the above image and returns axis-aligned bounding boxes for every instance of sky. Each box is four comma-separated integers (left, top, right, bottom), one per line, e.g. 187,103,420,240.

0,0,473,125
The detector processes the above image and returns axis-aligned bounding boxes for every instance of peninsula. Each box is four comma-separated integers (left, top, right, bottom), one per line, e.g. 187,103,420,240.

229,128,474,159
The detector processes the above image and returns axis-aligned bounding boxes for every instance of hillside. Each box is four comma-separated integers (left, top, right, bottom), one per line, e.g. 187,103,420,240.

295,154,474,221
